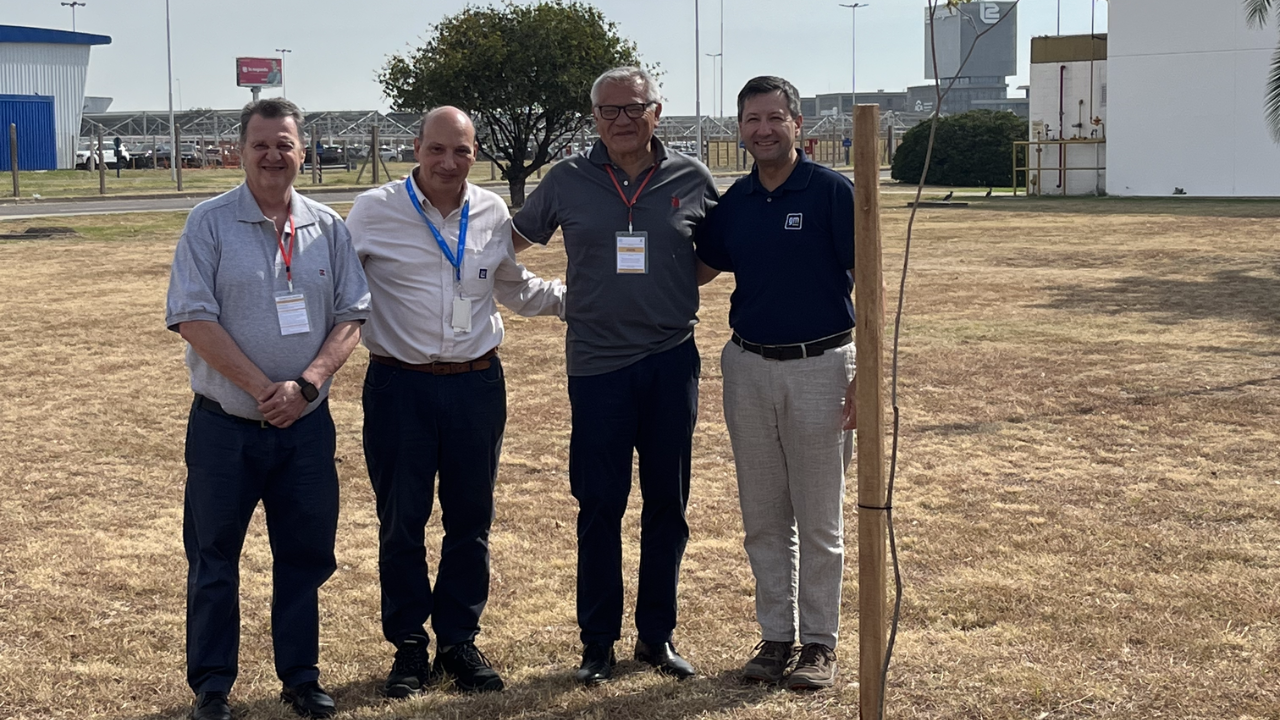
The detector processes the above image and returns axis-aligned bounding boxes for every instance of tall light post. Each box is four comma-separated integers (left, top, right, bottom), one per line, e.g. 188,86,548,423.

718,0,724,123
695,0,702,163
166,0,177,181
705,53,722,117
839,2,868,149
275,48,292,98
61,2,85,32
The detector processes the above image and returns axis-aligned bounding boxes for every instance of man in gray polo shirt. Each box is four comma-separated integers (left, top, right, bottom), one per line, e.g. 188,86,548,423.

512,66,718,684
165,98,370,720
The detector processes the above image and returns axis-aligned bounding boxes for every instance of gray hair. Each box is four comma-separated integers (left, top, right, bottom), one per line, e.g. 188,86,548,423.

737,76,802,122
590,66,662,105
239,98,305,144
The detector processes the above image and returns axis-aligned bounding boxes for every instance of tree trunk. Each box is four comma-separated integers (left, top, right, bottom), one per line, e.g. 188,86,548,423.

508,177,527,208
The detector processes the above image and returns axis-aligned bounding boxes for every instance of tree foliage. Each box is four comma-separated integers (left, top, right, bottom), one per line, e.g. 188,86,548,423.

890,110,1026,187
379,1,642,205
1243,0,1280,143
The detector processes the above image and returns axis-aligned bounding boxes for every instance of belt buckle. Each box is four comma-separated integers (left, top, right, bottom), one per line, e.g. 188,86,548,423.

432,364,451,376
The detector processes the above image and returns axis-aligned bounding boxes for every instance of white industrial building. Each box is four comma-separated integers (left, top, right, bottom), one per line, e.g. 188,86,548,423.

0,25,111,170
1107,0,1280,196
1027,34,1107,196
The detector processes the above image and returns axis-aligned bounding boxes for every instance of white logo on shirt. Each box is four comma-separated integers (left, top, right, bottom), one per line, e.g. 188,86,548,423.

785,213,803,230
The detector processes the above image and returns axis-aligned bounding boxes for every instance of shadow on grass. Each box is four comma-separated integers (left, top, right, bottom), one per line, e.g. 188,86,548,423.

970,195,1280,219
130,666,780,720
1036,266,1280,335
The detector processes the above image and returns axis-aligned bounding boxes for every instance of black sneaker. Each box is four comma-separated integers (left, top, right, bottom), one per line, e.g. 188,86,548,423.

433,641,505,693
384,634,433,698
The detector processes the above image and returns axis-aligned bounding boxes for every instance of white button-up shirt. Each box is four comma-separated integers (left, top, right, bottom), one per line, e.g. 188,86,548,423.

347,172,564,364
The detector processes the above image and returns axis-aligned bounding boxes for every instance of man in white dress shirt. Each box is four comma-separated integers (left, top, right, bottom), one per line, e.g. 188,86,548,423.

345,106,564,697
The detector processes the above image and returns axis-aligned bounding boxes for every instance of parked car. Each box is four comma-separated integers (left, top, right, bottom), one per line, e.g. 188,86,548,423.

75,142,131,170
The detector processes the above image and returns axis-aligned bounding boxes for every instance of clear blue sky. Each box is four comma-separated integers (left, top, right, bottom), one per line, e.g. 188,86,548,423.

7,0,1108,115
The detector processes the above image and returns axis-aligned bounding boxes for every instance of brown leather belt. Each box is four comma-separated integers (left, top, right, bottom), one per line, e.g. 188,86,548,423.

370,349,497,375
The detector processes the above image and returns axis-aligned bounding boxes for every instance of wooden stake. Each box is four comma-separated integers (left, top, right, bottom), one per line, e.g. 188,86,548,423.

371,125,380,186
311,130,320,185
9,123,18,198
854,103,888,720
97,125,106,195
175,124,184,191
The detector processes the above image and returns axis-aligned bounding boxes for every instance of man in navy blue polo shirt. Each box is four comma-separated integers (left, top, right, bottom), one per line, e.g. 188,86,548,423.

696,76,856,691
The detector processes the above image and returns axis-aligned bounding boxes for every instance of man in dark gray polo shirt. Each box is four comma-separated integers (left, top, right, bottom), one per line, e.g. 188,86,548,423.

512,66,717,685
165,98,370,720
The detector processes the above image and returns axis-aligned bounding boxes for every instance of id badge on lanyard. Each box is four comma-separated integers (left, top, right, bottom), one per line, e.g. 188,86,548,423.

606,164,658,275
405,176,472,333
273,211,310,335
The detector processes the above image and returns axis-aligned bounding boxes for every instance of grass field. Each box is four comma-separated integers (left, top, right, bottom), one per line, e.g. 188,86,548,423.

3,161,503,199
1,197,1278,719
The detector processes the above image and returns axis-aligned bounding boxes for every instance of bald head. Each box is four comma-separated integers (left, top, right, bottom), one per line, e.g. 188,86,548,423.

419,106,475,143
413,105,478,206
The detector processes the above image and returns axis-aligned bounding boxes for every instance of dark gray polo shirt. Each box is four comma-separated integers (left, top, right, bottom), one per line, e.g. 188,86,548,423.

165,184,371,420
513,138,717,376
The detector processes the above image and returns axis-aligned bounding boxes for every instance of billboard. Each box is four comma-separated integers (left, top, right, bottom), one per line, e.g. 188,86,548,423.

236,57,283,88
925,1,1017,79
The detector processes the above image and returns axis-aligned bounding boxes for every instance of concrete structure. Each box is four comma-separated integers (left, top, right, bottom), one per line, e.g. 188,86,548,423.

1028,34,1107,196
0,25,111,169
1108,0,1280,196
919,2,1023,117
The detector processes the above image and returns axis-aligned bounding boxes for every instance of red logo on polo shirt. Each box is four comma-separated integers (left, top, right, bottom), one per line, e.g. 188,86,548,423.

671,195,680,208
318,269,327,276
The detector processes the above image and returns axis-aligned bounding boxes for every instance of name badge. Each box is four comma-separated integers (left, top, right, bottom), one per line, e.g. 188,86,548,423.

616,231,648,274
452,296,473,334
275,292,310,336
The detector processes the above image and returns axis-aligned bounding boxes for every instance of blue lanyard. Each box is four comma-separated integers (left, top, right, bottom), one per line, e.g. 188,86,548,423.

405,175,469,281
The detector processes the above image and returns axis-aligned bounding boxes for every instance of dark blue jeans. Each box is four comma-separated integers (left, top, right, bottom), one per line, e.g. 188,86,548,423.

568,338,700,646
183,398,339,695
362,357,505,648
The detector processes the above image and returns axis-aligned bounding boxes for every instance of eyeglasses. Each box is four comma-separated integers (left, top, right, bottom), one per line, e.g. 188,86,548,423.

595,103,655,120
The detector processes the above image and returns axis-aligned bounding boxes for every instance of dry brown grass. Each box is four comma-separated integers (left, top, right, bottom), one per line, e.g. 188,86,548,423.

1,197,1278,720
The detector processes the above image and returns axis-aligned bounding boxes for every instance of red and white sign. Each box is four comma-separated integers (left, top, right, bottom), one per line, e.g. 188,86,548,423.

236,57,283,88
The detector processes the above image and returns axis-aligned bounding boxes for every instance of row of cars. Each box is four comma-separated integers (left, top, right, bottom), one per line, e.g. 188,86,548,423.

74,142,414,171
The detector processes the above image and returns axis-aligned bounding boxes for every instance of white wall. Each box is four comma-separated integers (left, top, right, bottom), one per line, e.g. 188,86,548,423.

1108,0,1280,196
1029,58,1106,195
0,42,90,170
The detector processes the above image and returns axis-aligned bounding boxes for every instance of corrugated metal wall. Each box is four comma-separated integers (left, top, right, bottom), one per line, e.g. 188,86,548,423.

0,95,57,170
0,43,90,169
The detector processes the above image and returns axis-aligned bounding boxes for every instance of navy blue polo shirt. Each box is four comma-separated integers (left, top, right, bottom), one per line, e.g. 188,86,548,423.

696,152,855,345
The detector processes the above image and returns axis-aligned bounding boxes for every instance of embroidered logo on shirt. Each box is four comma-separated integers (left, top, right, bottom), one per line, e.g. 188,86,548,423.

318,269,326,276
479,268,488,279
785,213,803,230
671,195,681,208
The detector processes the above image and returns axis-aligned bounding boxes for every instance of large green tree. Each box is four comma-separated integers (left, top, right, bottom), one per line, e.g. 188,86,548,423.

1245,0,1280,142
380,1,642,205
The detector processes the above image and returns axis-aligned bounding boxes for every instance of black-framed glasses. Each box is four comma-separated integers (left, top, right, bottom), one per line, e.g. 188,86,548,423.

595,103,655,120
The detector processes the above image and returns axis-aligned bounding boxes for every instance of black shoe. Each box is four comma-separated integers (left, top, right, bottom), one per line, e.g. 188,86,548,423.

634,639,696,680
384,634,432,698
433,641,505,693
575,642,617,686
190,692,231,720
280,681,336,719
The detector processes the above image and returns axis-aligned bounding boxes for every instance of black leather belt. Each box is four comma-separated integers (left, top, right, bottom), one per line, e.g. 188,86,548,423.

731,330,852,361
194,394,270,428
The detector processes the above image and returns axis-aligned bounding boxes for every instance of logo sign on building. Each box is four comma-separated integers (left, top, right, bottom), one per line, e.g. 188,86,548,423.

924,1,1017,79
236,57,284,88
980,2,1001,24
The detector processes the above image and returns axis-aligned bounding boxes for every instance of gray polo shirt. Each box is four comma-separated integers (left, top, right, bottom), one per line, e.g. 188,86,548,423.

165,183,371,420
513,138,717,376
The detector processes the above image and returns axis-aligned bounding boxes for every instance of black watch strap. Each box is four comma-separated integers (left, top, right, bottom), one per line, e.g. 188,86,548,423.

295,377,319,402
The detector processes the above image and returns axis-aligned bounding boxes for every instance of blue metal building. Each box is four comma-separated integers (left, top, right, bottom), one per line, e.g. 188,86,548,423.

0,25,112,170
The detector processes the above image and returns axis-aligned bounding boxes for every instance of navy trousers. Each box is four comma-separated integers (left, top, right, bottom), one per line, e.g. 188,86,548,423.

183,398,339,695
567,338,700,646
362,357,505,648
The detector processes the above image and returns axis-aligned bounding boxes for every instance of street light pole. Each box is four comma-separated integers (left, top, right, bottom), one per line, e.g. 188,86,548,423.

695,0,702,163
719,0,724,122
166,0,177,182
275,48,292,98
61,2,85,32
706,53,722,117
839,3,868,152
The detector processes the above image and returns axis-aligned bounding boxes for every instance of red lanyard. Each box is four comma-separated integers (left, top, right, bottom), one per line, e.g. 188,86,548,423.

605,164,658,232
275,212,297,291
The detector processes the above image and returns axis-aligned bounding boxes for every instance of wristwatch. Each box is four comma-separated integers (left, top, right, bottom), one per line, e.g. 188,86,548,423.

295,377,320,403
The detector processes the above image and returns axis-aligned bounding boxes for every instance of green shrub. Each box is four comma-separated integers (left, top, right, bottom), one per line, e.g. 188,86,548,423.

891,110,1026,187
